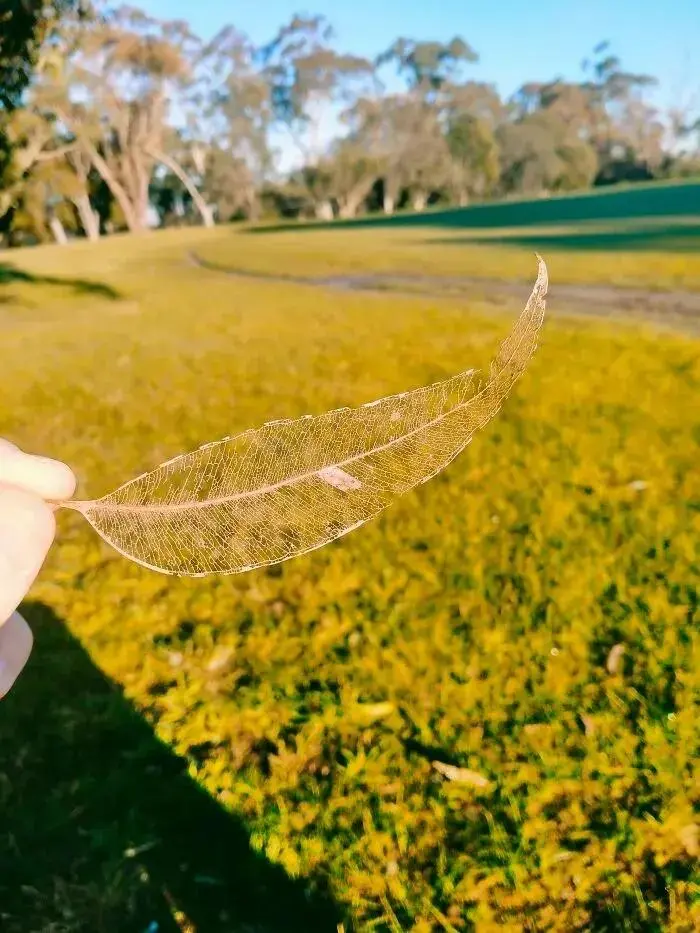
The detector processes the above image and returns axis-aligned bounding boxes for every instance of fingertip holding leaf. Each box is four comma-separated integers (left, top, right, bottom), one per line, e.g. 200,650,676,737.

0,440,77,502
57,257,548,576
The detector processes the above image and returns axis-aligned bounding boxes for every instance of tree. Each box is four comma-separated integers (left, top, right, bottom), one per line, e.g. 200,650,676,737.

45,4,213,231
444,79,504,125
288,162,336,219
321,139,383,218
372,36,483,211
343,93,453,214
0,102,74,220
186,25,272,220
0,2,89,222
497,110,597,195
579,42,660,179
0,0,84,109
443,81,503,204
396,107,453,210
505,45,662,190
65,145,101,238
259,13,374,211
446,115,500,204
376,37,478,101
10,155,88,244
1,8,684,239
199,145,258,221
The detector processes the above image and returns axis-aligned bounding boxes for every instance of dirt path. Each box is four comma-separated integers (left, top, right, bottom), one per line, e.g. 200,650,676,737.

188,251,700,337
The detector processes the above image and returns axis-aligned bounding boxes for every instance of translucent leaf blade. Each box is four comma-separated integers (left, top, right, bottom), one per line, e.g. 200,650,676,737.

64,256,547,576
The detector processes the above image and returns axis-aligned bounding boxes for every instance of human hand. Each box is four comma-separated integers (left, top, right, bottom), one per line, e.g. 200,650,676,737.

0,440,75,698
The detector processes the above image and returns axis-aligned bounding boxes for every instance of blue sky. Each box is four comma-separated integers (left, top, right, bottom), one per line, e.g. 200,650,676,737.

139,0,699,168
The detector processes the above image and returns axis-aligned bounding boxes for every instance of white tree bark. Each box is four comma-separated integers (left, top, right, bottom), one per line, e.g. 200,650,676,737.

337,177,376,218
49,216,68,245
53,107,143,232
73,194,100,240
314,200,334,221
149,149,215,227
83,141,142,232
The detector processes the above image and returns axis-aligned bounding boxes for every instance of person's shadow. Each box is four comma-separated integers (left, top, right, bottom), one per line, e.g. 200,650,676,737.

0,602,342,933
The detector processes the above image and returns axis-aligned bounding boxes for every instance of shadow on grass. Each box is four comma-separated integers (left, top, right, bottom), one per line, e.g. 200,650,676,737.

0,602,342,933
245,180,700,244
429,221,700,253
0,262,121,300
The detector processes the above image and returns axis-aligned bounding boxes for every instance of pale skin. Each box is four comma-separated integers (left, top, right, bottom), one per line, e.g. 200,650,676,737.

0,440,76,699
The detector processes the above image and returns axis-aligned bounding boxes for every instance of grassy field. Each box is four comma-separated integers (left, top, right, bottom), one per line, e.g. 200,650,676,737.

233,177,700,290
0,214,698,932
272,176,700,236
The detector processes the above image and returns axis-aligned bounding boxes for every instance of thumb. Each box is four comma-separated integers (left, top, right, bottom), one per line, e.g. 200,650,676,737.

0,487,57,625
0,441,76,699
0,487,58,700
0,439,76,623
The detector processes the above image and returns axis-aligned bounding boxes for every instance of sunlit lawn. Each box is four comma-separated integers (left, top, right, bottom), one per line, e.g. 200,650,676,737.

199,222,700,293
0,222,698,932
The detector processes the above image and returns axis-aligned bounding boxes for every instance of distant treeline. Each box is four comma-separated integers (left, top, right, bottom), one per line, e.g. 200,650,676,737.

1,1,699,246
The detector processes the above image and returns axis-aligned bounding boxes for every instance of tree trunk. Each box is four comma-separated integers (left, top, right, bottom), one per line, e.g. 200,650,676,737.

49,216,68,245
383,172,401,215
314,200,333,221
93,157,143,233
73,194,100,240
137,175,151,228
0,186,21,222
83,142,142,232
340,196,366,219
247,193,260,222
338,177,376,219
149,149,215,227
133,154,152,228
338,192,362,219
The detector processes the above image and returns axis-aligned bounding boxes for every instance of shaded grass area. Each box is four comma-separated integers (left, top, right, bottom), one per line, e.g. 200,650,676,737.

250,178,700,235
0,260,121,300
0,228,698,931
430,219,700,254
0,603,341,933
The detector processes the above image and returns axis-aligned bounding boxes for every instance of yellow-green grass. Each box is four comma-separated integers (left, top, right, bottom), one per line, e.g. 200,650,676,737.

0,227,698,932
197,221,700,291
244,176,700,288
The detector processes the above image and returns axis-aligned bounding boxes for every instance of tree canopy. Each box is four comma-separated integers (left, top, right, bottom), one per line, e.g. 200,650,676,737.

0,0,85,108
0,3,696,245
